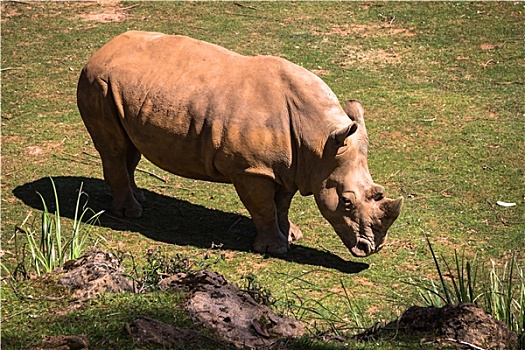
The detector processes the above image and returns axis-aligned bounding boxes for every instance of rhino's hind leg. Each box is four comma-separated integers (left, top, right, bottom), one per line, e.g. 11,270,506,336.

275,189,303,243
105,157,143,218
89,136,142,218
77,76,142,218
97,138,143,218
233,176,289,255
126,143,145,203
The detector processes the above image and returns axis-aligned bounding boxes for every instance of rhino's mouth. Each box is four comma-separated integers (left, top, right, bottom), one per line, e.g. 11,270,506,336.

349,226,386,258
336,222,385,258
350,237,373,257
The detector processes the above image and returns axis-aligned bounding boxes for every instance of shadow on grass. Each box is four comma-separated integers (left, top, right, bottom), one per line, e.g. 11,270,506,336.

13,176,368,274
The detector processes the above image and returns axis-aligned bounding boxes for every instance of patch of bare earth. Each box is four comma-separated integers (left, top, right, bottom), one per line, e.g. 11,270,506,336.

338,46,402,67
77,1,133,23
318,23,416,39
313,23,414,68
24,139,66,157
310,68,331,76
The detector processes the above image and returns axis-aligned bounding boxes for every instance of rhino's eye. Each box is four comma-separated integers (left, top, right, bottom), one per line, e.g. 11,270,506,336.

341,192,356,209
373,192,384,201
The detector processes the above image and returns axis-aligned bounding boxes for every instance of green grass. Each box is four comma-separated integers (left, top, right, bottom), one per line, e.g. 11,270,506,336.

1,2,524,349
3,177,105,279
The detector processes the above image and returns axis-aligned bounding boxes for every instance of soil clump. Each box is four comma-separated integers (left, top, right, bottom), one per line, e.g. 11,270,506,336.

357,303,518,349
43,250,304,349
56,249,134,301
159,270,305,349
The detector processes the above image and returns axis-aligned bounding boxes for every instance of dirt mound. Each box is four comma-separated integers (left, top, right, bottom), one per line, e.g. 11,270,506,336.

48,250,303,349
358,303,517,349
160,270,305,349
56,249,134,301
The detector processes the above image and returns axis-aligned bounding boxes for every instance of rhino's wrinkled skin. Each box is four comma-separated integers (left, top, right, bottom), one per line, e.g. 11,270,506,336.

77,31,403,258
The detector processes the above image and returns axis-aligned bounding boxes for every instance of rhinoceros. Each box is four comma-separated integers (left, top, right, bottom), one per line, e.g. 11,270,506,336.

77,31,403,258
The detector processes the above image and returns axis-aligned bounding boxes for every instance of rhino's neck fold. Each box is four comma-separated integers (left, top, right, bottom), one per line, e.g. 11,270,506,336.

285,96,324,197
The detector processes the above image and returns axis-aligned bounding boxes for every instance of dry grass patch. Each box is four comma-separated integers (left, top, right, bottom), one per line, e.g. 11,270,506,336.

74,0,134,23
320,23,416,38
337,46,402,68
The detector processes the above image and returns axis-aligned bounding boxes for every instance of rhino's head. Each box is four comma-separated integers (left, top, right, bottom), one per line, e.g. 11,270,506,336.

313,100,403,258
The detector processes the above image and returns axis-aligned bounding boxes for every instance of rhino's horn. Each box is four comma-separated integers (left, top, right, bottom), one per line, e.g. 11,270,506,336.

385,197,403,220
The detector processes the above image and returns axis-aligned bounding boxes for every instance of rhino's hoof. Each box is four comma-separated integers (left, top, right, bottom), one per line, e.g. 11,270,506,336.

267,244,289,256
253,240,289,256
111,203,143,218
125,206,143,218
133,189,146,203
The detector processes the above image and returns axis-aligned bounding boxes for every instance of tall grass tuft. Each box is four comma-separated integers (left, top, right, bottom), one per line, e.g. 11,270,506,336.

415,236,481,306
411,236,524,345
4,178,104,279
484,256,525,346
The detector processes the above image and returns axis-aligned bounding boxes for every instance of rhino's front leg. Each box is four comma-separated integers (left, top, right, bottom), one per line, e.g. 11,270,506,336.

275,189,303,243
233,176,289,255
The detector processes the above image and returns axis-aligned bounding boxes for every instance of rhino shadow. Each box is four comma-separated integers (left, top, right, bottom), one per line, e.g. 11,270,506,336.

12,176,368,274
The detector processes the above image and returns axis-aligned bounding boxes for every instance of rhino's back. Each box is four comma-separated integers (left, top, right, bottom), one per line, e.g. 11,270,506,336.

79,32,305,184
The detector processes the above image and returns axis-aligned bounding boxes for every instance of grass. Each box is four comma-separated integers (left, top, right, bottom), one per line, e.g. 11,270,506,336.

1,2,524,349
2,178,104,280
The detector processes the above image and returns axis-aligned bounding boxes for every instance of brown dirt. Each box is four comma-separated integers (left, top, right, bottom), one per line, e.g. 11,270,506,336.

312,23,416,39
56,249,134,301
76,1,130,23
337,46,402,67
37,250,520,349
311,22,415,67
480,43,502,51
357,303,518,349
160,270,305,349
310,68,331,76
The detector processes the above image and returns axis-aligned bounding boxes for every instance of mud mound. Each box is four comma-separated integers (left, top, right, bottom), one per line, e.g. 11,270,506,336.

160,270,305,349
50,250,303,349
56,249,134,301
358,303,517,349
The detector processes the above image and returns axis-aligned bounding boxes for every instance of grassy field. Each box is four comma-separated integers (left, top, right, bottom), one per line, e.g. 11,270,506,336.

1,2,524,349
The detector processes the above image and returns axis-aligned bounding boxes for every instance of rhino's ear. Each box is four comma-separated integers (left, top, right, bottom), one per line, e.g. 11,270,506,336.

344,100,364,122
333,122,358,146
